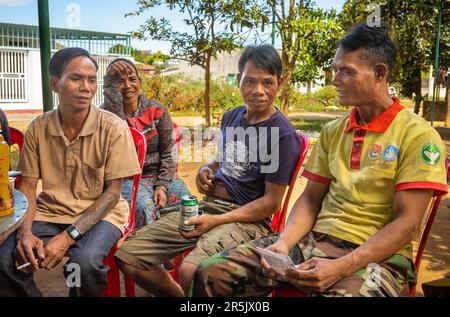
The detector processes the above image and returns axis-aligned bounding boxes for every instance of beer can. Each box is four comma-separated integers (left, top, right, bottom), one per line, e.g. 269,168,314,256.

179,195,199,231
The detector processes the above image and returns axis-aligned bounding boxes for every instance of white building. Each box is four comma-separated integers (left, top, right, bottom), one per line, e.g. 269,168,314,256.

0,23,133,113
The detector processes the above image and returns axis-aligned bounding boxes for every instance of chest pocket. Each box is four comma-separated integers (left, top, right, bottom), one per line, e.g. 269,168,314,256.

78,160,105,199
353,166,396,203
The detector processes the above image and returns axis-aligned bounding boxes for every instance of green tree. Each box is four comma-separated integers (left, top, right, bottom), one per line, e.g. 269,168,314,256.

132,49,150,64
145,51,171,65
127,0,268,126
292,7,343,94
108,44,150,64
268,0,343,114
108,44,133,55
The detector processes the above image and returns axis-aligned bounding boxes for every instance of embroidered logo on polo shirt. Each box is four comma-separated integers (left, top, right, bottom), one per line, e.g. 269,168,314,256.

421,143,441,166
384,145,398,161
368,144,383,160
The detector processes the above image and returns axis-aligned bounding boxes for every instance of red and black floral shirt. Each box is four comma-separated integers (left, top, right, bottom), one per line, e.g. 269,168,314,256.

101,75,176,190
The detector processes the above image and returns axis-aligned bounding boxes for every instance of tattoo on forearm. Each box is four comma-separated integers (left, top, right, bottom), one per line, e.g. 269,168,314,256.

74,190,120,234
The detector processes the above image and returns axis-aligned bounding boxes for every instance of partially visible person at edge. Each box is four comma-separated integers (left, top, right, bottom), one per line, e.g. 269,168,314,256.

0,48,141,297
114,44,302,296
190,23,448,297
100,58,190,228
0,108,11,145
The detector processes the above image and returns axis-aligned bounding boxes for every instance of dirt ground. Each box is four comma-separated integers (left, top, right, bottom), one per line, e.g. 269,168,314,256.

4,113,450,297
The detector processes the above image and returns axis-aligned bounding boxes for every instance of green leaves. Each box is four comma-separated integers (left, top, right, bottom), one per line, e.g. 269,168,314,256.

271,1,343,113
127,0,266,64
126,0,269,126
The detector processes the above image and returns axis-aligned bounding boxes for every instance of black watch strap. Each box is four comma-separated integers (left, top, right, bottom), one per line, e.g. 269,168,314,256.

66,225,82,241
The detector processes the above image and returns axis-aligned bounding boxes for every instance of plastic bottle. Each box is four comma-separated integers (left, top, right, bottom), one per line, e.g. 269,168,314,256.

0,132,14,217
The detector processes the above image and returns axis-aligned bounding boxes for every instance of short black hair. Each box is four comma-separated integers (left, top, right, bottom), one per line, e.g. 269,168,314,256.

49,47,98,78
238,45,282,79
339,23,397,80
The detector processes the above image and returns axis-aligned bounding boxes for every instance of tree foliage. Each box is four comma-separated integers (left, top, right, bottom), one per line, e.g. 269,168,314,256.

291,7,343,86
127,0,268,126
108,44,151,64
108,44,133,55
265,0,343,115
145,51,171,65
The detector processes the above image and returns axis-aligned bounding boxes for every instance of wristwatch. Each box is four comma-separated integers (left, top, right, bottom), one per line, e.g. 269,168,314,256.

66,225,82,242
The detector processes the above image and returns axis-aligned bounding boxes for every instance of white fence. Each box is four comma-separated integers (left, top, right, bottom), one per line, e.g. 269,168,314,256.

0,50,28,103
0,49,130,110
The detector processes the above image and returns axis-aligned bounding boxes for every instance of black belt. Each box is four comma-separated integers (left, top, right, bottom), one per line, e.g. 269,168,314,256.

204,195,240,207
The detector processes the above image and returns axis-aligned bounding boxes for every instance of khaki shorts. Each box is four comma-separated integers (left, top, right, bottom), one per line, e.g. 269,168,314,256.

114,197,272,269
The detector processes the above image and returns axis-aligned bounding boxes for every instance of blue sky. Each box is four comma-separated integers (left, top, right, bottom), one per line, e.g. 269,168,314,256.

0,0,346,53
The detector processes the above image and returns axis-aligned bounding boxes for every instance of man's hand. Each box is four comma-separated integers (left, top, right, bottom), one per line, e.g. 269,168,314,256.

153,187,168,209
260,241,290,282
196,166,215,194
39,231,75,270
179,214,218,239
15,232,46,273
284,257,347,293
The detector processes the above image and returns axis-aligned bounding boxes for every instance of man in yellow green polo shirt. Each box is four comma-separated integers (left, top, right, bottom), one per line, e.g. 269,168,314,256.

190,23,448,297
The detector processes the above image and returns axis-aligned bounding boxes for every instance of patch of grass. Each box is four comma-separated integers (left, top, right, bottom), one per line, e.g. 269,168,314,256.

290,98,328,112
400,98,415,109
170,110,203,117
289,95,348,112
290,119,333,132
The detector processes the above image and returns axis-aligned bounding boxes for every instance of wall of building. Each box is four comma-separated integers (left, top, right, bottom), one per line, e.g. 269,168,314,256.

175,49,242,82
29,50,43,112
0,48,133,113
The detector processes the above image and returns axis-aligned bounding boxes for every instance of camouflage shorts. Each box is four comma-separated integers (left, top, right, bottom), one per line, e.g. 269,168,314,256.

191,232,416,297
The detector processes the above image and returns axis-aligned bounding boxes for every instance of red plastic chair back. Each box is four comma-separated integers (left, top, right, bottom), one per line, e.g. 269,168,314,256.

9,127,24,187
271,132,309,233
173,123,181,172
271,132,310,298
123,127,147,236
409,158,449,297
102,127,146,297
10,127,24,153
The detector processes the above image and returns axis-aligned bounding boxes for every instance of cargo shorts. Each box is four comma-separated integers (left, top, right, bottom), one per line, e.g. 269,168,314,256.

191,232,416,297
114,196,273,270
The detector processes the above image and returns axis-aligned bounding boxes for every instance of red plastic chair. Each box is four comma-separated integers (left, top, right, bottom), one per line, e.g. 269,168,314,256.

9,127,24,187
9,127,24,153
409,158,449,297
101,127,146,297
274,159,450,298
271,132,310,233
169,132,310,283
117,123,181,296
173,123,181,172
